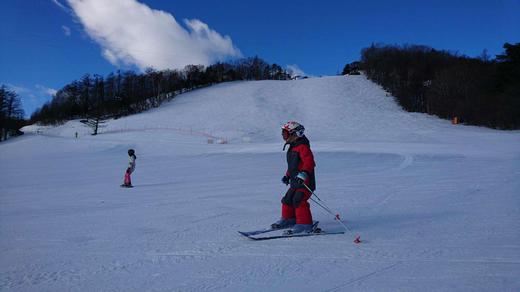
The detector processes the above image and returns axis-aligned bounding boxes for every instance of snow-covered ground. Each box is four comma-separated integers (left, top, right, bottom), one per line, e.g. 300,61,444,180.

1,75,519,291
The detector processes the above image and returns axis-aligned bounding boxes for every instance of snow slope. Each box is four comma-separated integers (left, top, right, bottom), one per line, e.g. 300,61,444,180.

2,75,520,291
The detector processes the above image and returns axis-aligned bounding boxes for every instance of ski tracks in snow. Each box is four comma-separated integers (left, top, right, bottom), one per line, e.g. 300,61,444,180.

324,261,402,292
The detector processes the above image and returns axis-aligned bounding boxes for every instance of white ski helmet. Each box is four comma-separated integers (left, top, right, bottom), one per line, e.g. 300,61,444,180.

282,121,305,137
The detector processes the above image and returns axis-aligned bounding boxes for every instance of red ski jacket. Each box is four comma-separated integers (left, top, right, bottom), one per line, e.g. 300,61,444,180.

285,136,316,190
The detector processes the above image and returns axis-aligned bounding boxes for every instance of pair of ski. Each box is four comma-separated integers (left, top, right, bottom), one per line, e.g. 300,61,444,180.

238,221,345,241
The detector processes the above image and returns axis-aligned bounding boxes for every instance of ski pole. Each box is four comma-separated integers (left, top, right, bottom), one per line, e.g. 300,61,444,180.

303,183,361,244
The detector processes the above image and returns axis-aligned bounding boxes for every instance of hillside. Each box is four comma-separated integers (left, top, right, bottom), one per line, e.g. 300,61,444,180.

2,75,520,291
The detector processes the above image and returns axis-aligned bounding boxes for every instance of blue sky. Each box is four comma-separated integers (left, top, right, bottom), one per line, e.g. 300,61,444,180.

1,0,519,118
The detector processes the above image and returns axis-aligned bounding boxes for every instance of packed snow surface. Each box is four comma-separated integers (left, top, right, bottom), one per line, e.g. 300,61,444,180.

2,75,520,291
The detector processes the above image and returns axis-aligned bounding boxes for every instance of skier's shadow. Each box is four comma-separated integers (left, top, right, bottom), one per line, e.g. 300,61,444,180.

133,181,180,188
323,210,457,233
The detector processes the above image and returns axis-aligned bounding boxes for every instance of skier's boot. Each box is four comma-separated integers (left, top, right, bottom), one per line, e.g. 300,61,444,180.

270,218,295,229
284,224,314,235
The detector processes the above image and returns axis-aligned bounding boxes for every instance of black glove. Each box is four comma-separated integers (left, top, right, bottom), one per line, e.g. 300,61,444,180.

281,175,290,185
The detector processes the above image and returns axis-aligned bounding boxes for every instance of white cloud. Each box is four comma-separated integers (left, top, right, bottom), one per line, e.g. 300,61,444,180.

5,84,57,118
51,0,68,11
5,84,30,94
62,25,71,36
65,0,242,71
8,84,57,100
36,85,58,96
286,64,307,78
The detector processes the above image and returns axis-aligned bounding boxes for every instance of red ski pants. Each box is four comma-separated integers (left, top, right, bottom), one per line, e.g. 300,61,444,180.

281,188,313,225
124,169,132,185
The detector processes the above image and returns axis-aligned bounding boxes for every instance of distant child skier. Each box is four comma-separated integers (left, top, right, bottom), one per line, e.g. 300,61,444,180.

271,121,316,234
122,149,136,188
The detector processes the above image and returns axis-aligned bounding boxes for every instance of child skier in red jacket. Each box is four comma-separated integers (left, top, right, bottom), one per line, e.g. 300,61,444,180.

271,121,316,234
